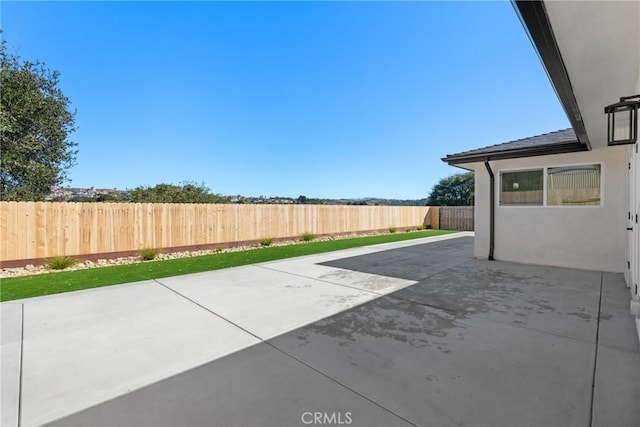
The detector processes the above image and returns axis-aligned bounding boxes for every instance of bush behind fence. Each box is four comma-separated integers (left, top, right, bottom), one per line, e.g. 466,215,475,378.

0,202,437,262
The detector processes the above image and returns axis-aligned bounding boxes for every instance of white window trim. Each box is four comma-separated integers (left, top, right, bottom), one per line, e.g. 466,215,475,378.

498,162,603,208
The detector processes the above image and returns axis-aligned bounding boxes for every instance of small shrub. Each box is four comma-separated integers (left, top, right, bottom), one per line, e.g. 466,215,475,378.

46,255,78,270
260,238,273,247
215,247,224,253
416,224,426,230
139,247,159,261
388,226,397,233
300,232,317,242
405,228,413,233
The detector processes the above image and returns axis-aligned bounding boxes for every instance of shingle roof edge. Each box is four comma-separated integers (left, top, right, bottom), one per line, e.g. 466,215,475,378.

442,128,587,165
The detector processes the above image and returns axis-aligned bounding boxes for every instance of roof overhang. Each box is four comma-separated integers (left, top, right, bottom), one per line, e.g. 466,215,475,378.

513,1,640,150
512,1,590,149
443,140,587,166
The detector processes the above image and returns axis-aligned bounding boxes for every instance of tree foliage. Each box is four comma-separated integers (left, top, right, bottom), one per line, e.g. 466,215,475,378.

427,172,474,206
1,38,77,201
127,182,229,203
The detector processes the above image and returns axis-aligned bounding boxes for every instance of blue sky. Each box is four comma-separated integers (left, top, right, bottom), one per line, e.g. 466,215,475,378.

2,1,569,199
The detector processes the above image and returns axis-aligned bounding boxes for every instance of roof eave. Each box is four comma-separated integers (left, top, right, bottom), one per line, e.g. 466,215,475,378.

512,0,592,150
442,141,588,165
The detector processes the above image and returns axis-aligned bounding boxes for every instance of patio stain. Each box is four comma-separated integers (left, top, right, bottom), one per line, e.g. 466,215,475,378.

424,374,439,382
599,312,613,321
384,262,600,338
354,279,404,293
566,312,592,320
294,297,464,355
283,283,313,289
424,268,591,320
301,242,599,361
321,293,366,309
318,270,360,281
318,270,409,293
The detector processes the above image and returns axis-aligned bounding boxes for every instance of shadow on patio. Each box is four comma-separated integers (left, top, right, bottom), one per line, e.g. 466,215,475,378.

45,236,640,427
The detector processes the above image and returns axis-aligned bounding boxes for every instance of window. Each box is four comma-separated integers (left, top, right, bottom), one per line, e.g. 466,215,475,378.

500,169,543,205
499,164,602,207
547,164,601,206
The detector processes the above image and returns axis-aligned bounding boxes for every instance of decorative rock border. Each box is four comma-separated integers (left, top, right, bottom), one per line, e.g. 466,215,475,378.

1,228,424,278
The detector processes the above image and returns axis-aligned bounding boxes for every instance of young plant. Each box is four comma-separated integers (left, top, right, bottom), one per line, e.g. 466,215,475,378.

388,226,397,233
260,238,273,247
416,224,427,230
46,255,78,270
300,232,317,242
139,247,159,261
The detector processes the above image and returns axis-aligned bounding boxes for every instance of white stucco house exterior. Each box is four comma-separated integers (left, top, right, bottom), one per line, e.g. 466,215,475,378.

443,1,640,340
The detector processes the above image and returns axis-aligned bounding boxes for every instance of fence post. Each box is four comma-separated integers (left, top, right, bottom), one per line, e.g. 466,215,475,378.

429,207,440,229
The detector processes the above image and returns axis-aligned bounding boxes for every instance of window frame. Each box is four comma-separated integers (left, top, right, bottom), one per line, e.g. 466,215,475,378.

499,168,545,207
498,162,603,208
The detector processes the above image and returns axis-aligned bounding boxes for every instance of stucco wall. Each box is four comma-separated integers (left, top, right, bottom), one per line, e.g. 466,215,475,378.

473,146,627,272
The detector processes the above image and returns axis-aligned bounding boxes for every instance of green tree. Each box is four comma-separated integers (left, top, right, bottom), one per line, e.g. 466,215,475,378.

1,38,77,201
127,182,228,203
95,192,127,202
427,172,474,206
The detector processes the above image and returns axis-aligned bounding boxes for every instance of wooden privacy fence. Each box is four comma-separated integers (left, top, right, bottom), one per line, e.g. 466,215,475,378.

0,202,438,264
439,206,474,231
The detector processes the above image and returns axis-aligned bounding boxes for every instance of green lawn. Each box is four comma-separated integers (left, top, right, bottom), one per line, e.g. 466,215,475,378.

0,230,457,302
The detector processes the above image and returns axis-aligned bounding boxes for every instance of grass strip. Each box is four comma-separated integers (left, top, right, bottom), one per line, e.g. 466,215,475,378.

0,230,457,301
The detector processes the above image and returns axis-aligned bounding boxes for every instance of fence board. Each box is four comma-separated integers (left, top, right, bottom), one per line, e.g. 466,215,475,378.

439,206,474,231
0,202,435,262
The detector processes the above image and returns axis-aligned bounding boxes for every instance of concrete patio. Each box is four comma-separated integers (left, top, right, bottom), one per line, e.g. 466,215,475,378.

2,233,638,426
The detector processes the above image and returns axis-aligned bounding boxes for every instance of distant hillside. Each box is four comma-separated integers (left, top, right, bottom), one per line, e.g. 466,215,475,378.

47,187,427,206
